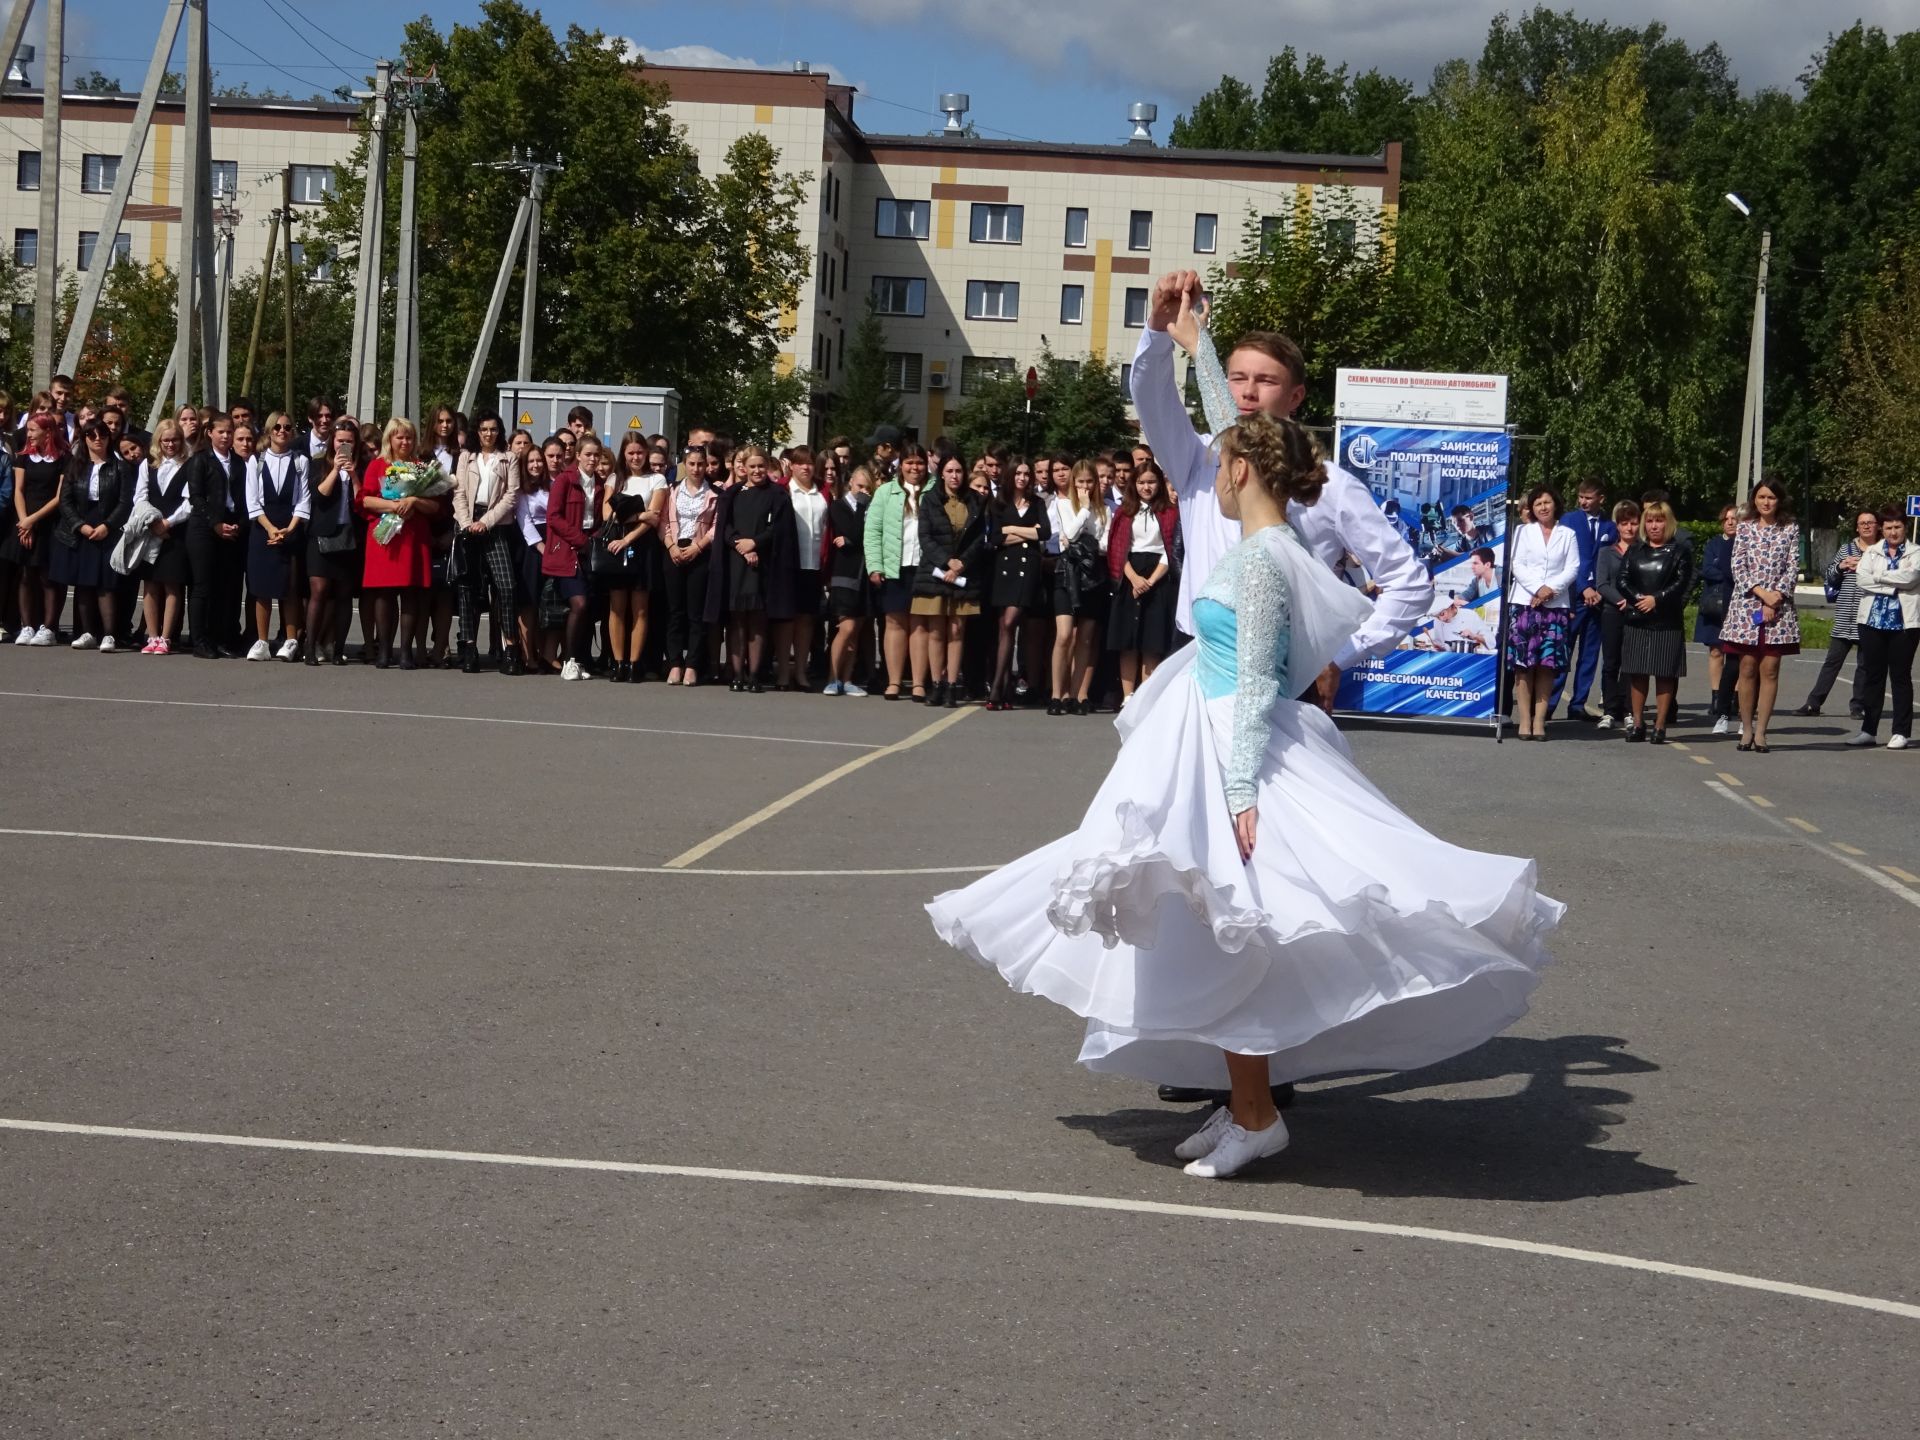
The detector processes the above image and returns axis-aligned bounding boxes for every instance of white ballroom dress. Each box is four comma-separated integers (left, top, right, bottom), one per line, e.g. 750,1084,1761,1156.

927,522,1564,1089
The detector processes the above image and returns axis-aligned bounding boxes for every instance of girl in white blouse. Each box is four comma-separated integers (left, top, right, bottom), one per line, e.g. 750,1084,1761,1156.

1049,461,1111,715
1505,485,1582,739
776,444,830,691
137,421,191,652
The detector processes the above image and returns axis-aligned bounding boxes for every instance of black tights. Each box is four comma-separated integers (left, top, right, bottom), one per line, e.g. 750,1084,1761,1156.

372,589,425,662
563,594,591,662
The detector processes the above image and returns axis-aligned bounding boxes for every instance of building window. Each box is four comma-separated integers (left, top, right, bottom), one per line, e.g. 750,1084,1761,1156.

1121,362,1133,393
211,160,238,200
883,351,922,393
969,203,1023,245
1260,216,1283,255
837,327,845,370
1324,218,1358,253
960,355,1015,396
81,153,120,194
16,150,38,191
1123,287,1148,328
13,228,36,266
290,165,334,205
10,302,29,327
1064,207,1088,248
965,279,1020,321
1060,284,1084,325
872,275,927,317
1128,210,1152,251
875,198,930,239
827,251,836,300
1194,213,1217,254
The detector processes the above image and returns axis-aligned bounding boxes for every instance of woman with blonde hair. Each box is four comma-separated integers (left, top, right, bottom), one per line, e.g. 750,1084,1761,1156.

135,419,192,652
1048,460,1109,715
1615,499,1692,744
359,416,441,669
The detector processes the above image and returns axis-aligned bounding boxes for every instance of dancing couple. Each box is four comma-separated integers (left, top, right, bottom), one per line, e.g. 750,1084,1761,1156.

929,275,1563,1178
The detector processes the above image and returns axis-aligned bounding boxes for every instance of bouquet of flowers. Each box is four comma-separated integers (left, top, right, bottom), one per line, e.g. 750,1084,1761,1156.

372,458,451,546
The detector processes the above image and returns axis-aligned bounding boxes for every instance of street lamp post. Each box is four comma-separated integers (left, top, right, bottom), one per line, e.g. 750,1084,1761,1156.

1726,193,1770,508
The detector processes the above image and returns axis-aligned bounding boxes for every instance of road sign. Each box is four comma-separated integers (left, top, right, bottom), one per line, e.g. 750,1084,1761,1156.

1907,494,1920,518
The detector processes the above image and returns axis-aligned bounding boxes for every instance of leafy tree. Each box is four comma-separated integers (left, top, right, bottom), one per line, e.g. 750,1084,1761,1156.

1171,48,1416,164
309,0,811,430
823,298,904,445
72,70,123,94
1818,234,1920,509
947,348,1131,459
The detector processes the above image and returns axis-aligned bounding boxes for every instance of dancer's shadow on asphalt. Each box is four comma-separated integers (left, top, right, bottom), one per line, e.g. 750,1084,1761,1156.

1059,1034,1683,1202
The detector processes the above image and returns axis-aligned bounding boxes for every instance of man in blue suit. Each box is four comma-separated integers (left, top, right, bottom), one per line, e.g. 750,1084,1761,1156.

1550,476,1616,721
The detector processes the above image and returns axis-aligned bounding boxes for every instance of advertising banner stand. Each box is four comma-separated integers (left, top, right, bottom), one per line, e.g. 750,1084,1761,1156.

1329,368,1512,738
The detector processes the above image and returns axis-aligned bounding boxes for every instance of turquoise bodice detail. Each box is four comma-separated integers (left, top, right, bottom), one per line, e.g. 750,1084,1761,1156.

1192,531,1296,812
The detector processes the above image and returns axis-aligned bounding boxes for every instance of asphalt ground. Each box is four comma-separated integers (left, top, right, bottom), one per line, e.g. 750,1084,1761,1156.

2,640,1916,1438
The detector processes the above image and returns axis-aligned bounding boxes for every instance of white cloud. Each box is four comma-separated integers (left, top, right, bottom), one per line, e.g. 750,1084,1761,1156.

625,41,851,88
794,0,1912,99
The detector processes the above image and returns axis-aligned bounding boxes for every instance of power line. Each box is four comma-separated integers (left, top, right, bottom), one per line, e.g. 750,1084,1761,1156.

205,17,352,99
260,0,382,65
257,0,367,88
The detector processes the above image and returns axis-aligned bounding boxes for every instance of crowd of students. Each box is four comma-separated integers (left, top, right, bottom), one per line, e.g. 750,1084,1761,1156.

0,383,1199,712
4,375,1915,745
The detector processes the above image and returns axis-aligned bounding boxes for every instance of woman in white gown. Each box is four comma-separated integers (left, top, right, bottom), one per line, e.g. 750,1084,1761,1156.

927,343,1563,1180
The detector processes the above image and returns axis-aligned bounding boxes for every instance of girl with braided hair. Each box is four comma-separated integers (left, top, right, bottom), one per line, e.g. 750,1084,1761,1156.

929,406,1562,1180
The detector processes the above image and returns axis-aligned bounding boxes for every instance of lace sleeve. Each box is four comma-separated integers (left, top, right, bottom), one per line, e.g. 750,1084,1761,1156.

1192,325,1238,441
1225,538,1294,815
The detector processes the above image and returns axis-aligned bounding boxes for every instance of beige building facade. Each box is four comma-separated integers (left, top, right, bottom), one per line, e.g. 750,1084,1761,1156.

0,90,359,318
652,63,1400,445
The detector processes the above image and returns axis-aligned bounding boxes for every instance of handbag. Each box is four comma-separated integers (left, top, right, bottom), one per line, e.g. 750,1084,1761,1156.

1698,578,1731,625
588,518,628,580
447,532,474,584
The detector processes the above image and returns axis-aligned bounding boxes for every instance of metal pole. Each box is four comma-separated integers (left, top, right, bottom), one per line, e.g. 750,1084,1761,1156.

170,0,206,409
212,212,234,407
457,194,530,415
1734,229,1770,507
31,0,61,393
347,60,392,421
517,162,549,382
192,42,218,397
57,0,185,380
281,166,297,415
388,103,418,421
241,206,279,399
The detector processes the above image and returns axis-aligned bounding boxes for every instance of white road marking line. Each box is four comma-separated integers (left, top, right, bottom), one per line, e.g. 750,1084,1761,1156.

0,690,879,750
1786,817,1820,834
1669,742,1691,751
666,706,977,869
1704,783,1920,912
3,1116,1915,1323
1691,755,1712,765
0,828,993,878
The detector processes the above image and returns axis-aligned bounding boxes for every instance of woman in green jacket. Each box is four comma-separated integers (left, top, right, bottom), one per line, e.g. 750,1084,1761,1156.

863,442,931,700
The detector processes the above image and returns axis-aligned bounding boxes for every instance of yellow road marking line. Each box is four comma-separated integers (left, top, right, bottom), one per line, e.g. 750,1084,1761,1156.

1691,755,1712,765
1882,866,1920,885
1749,795,1775,809
1716,772,1742,787
1786,817,1820,834
1669,742,1691,751
1834,843,1867,857
664,706,977,868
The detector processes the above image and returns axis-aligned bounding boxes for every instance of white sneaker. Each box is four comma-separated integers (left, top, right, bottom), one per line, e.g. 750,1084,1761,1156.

561,658,585,681
1846,731,1875,748
12,626,31,646
30,625,55,646
246,639,272,661
1595,713,1614,731
277,638,300,660
1173,1106,1235,1162
842,682,868,698
1712,716,1730,736
822,679,844,696
97,633,117,653
70,632,98,650
1890,734,1910,751
1183,1116,1290,1178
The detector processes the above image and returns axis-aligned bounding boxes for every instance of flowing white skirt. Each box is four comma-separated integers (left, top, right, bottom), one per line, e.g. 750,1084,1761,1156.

926,647,1564,1088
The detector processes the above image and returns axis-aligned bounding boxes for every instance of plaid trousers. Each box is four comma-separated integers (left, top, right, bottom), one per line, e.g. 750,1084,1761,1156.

458,529,517,648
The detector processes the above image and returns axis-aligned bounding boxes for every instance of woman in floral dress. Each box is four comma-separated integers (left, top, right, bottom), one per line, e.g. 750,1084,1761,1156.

1718,476,1800,752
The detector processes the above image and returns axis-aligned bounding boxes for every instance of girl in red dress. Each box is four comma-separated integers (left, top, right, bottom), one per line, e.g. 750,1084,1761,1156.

360,417,441,669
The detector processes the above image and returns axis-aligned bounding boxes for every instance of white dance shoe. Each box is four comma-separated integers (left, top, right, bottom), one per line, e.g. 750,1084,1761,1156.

1182,1116,1290,1178
1173,1106,1235,1162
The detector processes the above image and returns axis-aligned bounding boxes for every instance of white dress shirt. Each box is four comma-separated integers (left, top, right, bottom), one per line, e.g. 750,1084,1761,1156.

517,485,549,546
246,450,311,521
790,484,828,570
1507,522,1581,609
1128,508,1165,556
1129,327,1432,667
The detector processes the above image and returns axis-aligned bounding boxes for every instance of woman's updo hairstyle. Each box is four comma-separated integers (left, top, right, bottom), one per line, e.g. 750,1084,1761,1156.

1219,412,1326,509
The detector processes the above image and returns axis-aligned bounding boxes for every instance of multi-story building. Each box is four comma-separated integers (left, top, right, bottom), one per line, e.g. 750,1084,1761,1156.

653,62,1401,445
0,89,360,302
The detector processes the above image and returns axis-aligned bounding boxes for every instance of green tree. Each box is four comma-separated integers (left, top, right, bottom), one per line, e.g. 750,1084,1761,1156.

1171,48,1417,163
1818,234,1920,509
947,348,1131,458
823,298,904,445
310,0,811,430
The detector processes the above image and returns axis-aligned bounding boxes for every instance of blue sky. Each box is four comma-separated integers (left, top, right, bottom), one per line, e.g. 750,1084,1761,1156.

45,1,1910,148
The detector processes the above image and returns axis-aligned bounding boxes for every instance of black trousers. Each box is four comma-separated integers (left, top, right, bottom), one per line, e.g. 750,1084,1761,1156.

1598,604,1627,719
661,550,711,669
1855,625,1919,739
1803,634,1861,711
186,525,244,650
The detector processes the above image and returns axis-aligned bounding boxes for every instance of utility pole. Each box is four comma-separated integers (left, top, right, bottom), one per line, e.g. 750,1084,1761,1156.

212,202,236,407
31,0,61,393
387,69,436,422
1733,229,1770,508
170,0,210,412
347,60,392,422
58,0,186,384
281,166,297,415
458,148,562,415
241,202,280,400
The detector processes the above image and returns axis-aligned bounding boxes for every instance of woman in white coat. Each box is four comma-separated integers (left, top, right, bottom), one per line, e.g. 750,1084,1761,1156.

1505,486,1581,740
1848,507,1920,750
